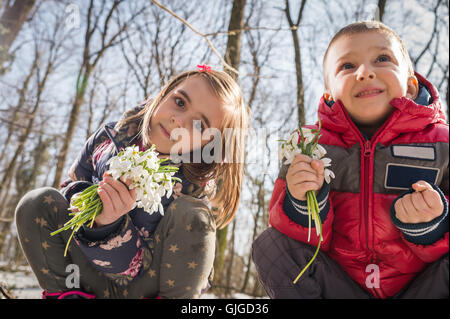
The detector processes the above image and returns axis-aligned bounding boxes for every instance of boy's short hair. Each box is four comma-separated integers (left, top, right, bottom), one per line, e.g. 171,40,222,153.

322,21,415,88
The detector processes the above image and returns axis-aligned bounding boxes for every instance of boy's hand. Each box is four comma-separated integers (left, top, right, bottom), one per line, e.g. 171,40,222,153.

394,180,444,224
286,154,325,201
95,173,137,227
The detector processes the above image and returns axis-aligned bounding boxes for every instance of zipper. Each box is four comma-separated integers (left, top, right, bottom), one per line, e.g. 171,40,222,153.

363,135,384,299
338,104,396,299
363,140,372,251
339,109,375,254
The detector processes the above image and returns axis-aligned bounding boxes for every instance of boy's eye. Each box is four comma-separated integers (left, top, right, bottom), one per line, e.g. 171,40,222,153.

376,55,391,63
175,97,185,108
340,63,354,70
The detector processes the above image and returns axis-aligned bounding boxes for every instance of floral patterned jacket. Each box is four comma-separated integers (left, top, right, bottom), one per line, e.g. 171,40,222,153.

60,104,210,283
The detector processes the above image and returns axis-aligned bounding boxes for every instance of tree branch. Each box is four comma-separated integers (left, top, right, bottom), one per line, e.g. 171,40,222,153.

150,0,239,76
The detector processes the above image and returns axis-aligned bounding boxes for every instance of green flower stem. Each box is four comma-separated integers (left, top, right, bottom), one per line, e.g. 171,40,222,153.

293,190,323,284
88,201,102,228
293,233,322,284
63,212,95,257
50,187,103,257
279,120,327,284
51,145,180,258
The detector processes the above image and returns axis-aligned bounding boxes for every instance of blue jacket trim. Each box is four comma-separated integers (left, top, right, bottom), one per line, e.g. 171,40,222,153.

284,182,330,227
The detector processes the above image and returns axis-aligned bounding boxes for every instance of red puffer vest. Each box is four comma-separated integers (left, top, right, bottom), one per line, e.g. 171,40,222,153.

269,72,449,298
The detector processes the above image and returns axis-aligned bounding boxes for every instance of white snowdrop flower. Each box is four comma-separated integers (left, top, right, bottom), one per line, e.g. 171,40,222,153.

312,144,327,160
105,145,180,215
130,166,144,179
320,157,332,168
279,127,335,183
290,128,314,145
135,187,144,199
166,187,173,199
324,168,335,184
283,147,302,165
123,145,140,159
286,131,300,146
157,185,165,197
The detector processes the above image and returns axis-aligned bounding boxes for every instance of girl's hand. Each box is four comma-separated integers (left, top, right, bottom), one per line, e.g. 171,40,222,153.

286,154,325,201
95,173,137,227
394,180,444,224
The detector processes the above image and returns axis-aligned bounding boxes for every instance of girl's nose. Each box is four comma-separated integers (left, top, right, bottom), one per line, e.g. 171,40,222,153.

356,64,375,81
171,115,184,128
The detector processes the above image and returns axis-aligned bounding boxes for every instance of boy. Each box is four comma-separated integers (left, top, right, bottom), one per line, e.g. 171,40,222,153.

252,21,448,299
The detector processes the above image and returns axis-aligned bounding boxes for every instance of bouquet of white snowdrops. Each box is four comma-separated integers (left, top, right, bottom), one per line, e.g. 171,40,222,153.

51,145,181,256
279,121,335,284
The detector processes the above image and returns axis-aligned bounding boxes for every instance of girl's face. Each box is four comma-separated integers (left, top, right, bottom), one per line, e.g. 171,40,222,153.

148,75,227,155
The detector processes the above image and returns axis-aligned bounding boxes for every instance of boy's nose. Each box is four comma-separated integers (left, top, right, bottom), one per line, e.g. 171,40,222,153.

356,65,375,81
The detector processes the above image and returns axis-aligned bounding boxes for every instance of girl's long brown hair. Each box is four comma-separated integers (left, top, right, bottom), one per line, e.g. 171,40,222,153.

116,69,249,229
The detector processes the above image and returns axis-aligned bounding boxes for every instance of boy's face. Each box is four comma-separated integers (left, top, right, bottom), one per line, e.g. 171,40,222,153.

323,31,418,131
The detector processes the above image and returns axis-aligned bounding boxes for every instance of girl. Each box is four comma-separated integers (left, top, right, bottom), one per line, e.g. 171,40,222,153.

15,66,249,299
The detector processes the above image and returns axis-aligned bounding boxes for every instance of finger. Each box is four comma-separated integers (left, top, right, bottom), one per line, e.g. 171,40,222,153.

98,185,114,214
292,181,322,193
99,181,125,211
291,154,312,166
394,199,406,221
104,176,133,207
411,191,431,214
394,198,406,222
421,189,443,212
402,194,418,214
122,178,137,201
412,180,433,192
129,187,137,201
401,195,421,223
289,162,317,177
290,171,321,185
121,177,133,188
311,160,325,175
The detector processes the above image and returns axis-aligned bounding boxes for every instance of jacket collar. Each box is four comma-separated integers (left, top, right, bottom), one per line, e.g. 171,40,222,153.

317,72,446,145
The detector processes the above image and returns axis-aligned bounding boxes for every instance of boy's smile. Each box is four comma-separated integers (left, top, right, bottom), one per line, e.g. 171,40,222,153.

323,31,418,136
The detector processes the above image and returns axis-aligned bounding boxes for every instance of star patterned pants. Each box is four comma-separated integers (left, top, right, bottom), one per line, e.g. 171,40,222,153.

15,187,216,299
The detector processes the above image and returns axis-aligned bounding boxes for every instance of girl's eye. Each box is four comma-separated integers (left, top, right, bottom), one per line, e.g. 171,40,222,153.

376,55,391,63
175,97,185,108
340,63,354,70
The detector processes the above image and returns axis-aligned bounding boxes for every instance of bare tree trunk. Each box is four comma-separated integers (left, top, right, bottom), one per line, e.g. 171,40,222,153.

0,79,49,251
224,0,246,80
0,28,58,251
52,0,144,187
53,70,90,188
284,0,307,126
224,218,236,297
213,0,246,289
242,181,264,293
85,80,96,140
4,134,50,264
0,0,35,66
0,55,38,166
377,0,387,21
15,134,51,196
